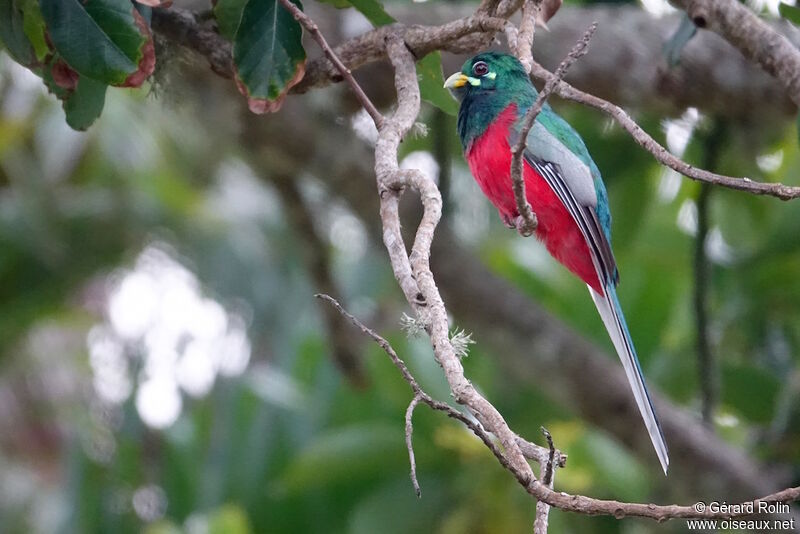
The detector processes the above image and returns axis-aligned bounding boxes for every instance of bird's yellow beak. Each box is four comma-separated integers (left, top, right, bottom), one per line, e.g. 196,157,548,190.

444,72,470,89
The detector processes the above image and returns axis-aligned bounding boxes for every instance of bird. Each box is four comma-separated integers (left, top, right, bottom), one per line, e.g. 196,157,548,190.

444,52,669,474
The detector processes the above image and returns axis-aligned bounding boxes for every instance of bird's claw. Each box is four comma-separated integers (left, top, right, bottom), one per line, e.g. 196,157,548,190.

515,215,536,237
501,214,536,236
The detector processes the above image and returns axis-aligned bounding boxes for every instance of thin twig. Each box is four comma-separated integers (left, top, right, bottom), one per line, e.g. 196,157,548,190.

405,394,422,497
315,294,800,521
541,426,556,485
313,294,546,471
528,60,800,200
533,427,557,534
516,435,566,466
509,22,598,237
276,0,384,128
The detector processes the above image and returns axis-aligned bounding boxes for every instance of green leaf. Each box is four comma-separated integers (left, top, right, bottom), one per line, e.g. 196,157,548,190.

39,54,107,130
20,0,47,60
347,0,394,26
317,0,393,26
40,0,155,86
213,0,247,40
417,52,458,116
64,76,107,130
779,2,800,24
233,0,306,114
0,0,36,66
316,0,349,7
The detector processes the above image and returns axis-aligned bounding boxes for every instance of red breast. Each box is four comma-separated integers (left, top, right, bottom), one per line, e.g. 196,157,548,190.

465,105,603,292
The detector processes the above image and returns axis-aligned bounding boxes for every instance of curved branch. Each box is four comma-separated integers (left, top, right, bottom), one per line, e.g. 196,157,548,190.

671,0,800,107
375,32,537,481
316,296,800,521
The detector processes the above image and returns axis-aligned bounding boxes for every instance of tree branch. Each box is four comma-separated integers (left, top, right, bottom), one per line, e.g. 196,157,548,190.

693,123,726,427
315,296,800,521
671,0,800,108
533,427,557,534
695,181,714,427
150,8,233,78
515,0,541,73
405,393,423,497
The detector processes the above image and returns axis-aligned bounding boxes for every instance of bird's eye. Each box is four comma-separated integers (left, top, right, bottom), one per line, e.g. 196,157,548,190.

472,61,489,76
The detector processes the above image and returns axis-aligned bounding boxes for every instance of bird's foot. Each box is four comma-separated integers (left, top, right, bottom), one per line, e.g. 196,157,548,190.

501,213,537,236
514,215,537,237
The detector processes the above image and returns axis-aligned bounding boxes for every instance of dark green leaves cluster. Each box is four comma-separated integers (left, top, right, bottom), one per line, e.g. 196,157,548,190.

213,0,457,114
0,0,154,130
0,0,459,127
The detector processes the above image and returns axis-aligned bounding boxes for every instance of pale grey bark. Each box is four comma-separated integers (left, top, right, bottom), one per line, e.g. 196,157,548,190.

670,0,800,107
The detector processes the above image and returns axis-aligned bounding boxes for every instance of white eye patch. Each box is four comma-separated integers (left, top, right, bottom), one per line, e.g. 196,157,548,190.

465,76,481,86
486,72,497,79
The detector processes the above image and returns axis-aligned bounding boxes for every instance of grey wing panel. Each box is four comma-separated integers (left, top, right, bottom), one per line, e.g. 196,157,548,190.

525,153,619,286
527,122,598,208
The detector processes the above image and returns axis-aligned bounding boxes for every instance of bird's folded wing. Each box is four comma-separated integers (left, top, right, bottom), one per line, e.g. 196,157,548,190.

524,153,619,287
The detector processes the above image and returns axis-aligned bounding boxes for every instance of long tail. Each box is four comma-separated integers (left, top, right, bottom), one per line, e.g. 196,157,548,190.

588,284,669,474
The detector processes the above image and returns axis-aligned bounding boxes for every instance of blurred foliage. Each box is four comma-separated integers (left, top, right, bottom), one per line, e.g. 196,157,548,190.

2,1,800,531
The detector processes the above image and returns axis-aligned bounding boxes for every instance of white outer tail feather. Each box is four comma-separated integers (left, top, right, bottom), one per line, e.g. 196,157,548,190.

588,285,670,474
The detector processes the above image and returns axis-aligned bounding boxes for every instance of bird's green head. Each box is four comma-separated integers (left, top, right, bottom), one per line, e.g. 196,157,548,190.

444,52,531,100
444,52,536,147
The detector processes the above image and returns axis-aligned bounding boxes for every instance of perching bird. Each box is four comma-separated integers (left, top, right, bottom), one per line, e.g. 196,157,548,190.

444,52,669,474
